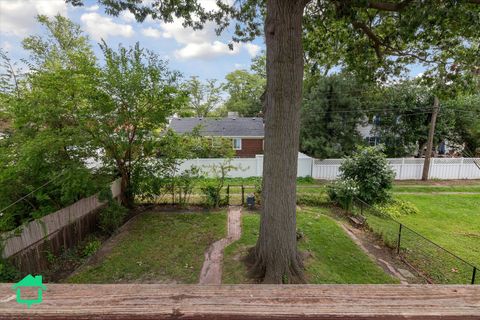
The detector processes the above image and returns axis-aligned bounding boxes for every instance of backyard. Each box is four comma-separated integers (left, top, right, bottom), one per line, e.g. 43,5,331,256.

61,179,480,285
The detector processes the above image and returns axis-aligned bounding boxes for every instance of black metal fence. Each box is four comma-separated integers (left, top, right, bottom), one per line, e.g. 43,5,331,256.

350,198,478,285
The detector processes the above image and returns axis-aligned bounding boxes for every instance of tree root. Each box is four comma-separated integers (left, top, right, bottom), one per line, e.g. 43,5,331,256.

243,245,306,284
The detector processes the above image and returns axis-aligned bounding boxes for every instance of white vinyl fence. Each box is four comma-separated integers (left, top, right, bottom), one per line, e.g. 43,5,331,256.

177,156,480,180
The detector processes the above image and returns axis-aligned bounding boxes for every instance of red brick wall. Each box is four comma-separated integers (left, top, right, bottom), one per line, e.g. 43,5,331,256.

235,139,263,157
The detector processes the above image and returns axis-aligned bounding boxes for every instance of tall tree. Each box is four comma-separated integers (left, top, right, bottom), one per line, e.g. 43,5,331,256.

184,76,223,117
223,69,265,117
80,42,186,207
300,73,366,158
0,15,105,231
68,0,480,283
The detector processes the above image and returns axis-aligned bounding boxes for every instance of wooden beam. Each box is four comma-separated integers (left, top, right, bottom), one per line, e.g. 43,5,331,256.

1,284,479,319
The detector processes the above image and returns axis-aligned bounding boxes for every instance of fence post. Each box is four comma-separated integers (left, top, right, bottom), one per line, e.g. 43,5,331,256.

227,185,230,205
457,158,464,179
472,267,477,285
241,185,245,205
397,223,403,254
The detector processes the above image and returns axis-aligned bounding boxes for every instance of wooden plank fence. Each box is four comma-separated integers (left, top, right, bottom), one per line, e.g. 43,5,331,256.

0,284,479,319
0,179,122,274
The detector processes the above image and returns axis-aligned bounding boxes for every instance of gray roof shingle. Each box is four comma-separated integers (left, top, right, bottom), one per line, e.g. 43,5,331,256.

169,117,264,137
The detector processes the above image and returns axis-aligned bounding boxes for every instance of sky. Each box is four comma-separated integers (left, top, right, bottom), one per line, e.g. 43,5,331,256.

0,0,265,81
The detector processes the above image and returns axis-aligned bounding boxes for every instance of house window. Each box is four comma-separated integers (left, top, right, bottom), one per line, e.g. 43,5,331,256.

232,138,242,150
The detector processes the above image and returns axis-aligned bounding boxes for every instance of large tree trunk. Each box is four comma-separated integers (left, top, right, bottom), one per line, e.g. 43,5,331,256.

247,0,308,284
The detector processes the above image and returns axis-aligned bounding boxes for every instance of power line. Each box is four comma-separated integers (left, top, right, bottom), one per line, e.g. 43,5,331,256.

0,171,65,216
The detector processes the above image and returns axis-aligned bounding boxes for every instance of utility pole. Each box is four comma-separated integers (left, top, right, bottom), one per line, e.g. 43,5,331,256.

422,96,440,181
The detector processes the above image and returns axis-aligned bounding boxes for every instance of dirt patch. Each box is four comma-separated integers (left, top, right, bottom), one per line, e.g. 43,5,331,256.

199,206,242,284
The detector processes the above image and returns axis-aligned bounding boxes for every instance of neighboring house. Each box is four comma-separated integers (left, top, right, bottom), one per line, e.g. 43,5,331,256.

169,112,264,158
12,274,47,308
357,115,381,146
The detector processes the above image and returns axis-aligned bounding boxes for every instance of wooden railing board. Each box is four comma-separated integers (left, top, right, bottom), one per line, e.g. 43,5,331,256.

0,284,479,319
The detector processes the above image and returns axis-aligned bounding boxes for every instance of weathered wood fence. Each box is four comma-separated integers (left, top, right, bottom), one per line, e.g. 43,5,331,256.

0,179,122,274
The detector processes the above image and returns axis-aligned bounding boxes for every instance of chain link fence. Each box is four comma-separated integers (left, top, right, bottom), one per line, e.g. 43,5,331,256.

351,198,477,284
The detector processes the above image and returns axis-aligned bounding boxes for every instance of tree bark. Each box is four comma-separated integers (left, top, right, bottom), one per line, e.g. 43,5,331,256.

247,0,308,284
421,96,439,181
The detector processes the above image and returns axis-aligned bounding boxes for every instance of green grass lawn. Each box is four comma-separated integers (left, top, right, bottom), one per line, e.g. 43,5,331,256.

392,184,480,193
366,194,480,284
68,211,226,284
223,207,397,284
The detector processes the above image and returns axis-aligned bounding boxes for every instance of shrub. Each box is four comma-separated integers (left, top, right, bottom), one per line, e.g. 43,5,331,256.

82,239,101,258
326,178,359,211
372,199,419,219
175,167,201,207
99,201,128,235
200,160,235,208
253,180,262,205
340,146,395,204
201,183,227,208
0,258,20,282
296,193,329,207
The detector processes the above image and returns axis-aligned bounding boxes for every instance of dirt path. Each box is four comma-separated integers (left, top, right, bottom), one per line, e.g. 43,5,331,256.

199,206,242,284
338,222,425,284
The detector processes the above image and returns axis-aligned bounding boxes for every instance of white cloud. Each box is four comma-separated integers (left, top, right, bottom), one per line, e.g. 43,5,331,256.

0,0,68,37
120,10,136,23
80,13,134,41
160,19,216,45
141,27,162,39
244,43,261,57
175,41,241,60
85,5,100,12
1,41,13,51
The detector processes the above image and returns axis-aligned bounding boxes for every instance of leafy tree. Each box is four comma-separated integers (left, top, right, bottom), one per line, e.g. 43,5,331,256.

368,81,456,157
443,94,480,155
79,42,186,207
0,15,106,231
69,0,480,283
183,76,223,117
339,146,395,205
223,69,265,117
223,53,266,117
300,73,365,158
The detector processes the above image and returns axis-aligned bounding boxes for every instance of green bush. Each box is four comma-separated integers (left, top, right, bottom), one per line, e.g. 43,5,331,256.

297,193,329,207
82,239,102,258
340,146,395,204
372,199,419,219
99,201,128,235
201,183,227,208
326,178,359,211
0,258,20,282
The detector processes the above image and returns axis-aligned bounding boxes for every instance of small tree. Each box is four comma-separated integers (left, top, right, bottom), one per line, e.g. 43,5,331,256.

80,42,186,207
201,160,236,208
339,146,394,204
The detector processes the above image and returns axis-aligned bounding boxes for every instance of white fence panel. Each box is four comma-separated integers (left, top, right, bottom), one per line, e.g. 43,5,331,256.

311,158,480,180
176,157,479,180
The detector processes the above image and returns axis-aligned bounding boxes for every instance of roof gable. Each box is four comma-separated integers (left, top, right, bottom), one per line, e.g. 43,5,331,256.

169,117,264,137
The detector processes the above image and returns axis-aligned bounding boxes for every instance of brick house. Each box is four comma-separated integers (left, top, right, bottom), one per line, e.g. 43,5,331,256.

169,114,264,158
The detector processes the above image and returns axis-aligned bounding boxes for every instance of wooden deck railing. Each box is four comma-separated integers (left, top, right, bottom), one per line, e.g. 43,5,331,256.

1,284,479,319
